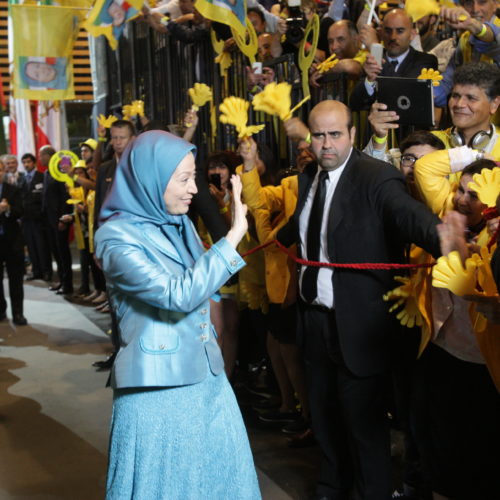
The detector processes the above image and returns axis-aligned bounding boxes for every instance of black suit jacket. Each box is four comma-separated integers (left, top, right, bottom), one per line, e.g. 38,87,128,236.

22,170,45,221
0,182,24,252
94,158,117,229
278,149,441,377
350,46,438,111
42,171,72,224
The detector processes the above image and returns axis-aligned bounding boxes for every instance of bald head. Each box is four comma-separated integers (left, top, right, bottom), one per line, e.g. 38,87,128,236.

39,145,56,167
382,8,415,58
308,100,355,171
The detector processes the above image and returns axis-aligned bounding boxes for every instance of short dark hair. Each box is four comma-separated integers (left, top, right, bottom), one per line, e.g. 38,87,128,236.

462,158,497,177
206,151,238,177
453,62,500,100
247,7,265,23
111,119,136,136
21,153,36,162
400,130,445,154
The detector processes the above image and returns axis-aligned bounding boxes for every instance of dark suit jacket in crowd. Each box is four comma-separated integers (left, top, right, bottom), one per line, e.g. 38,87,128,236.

0,182,24,253
94,158,117,229
350,46,438,111
42,171,72,224
22,171,45,221
278,149,441,377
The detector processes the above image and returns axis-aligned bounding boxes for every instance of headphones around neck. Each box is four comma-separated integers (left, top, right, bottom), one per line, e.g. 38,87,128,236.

449,124,495,151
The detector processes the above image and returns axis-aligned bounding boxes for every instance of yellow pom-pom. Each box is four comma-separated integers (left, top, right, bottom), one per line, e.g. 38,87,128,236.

219,96,265,139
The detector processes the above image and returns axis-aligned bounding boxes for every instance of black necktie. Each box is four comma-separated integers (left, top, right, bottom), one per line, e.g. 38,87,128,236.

302,170,329,303
385,59,398,77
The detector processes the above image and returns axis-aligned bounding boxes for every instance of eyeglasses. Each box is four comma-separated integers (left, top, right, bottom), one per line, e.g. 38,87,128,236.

400,154,418,166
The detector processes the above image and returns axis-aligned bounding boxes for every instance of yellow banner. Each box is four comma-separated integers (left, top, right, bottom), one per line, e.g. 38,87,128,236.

83,0,143,50
195,0,247,39
11,4,85,100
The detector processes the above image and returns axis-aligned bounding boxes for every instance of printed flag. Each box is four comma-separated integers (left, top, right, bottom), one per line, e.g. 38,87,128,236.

11,4,85,100
195,0,247,38
36,100,69,156
83,0,143,50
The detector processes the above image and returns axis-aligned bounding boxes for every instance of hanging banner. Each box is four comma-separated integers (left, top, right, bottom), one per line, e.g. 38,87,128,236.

195,0,247,39
11,4,85,100
83,0,143,50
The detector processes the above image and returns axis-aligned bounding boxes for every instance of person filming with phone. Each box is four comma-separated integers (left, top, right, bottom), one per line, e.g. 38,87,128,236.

351,8,438,111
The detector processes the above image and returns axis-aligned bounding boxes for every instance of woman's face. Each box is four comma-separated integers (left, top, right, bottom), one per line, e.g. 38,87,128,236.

163,153,198,214
453,173,486,227
207,162,230,187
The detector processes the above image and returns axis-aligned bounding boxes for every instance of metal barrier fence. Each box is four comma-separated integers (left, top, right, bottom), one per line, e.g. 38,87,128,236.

106,22,357,168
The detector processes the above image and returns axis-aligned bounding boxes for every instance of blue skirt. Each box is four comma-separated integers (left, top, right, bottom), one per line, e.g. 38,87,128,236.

106,371,261,500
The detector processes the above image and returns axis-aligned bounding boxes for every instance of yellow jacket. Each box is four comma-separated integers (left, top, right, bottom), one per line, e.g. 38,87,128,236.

413,151,500,390
238,166,298,304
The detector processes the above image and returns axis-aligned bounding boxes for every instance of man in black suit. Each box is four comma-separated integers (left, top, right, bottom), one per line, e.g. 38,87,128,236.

278,100,442,499
40,145,73,295
21,153,52,281
0,161,27,325
351,9,438,111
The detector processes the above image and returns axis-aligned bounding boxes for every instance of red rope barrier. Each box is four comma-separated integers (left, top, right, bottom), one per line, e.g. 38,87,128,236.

205,239,435,270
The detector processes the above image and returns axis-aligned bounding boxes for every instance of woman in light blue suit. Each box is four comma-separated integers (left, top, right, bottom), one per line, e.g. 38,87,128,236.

94,130,260,499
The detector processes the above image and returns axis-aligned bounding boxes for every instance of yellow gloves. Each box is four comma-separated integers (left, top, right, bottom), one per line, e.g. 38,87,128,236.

252,82,292,121
316,53,339,74
468,167,500,207
418,68,443,87
219,96,265,140
97,114,118,129
432,251,478,296
188,83,212,110
383,276,423,328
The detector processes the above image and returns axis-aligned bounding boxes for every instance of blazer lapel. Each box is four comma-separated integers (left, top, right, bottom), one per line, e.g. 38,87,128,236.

143,226,185,266
327,149,358,240
395,47,415,76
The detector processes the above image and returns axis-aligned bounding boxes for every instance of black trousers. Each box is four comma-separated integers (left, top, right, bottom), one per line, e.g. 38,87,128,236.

0,237,24,316
22,218,52,278
46,219,72,291
413,343,500,499
301,306,391,500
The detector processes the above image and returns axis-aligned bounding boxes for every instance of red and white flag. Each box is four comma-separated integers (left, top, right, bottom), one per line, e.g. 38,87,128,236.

9,95,36,161
35,100,69,156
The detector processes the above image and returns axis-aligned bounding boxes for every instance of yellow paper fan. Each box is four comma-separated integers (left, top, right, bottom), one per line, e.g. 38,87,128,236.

188,83,213,110
468,167,500,207
432,251,479,296
418,68,443,87
252,82,310,122
316,53,338,74
97,114,118,129
219,96,265,140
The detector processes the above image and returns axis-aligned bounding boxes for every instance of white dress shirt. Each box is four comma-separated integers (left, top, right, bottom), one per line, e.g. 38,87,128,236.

298,149,352,309
364,48,410,96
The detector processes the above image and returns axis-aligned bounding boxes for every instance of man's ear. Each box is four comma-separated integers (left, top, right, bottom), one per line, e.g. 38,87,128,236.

489,96,500,115
350,126,357,144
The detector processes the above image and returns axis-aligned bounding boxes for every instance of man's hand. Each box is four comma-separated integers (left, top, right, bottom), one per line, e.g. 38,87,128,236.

359,25,379,50
0,198,9,214
238,138,258,171
368,102,399,140
261,67,275,86
440,7,483,35
310,67,323,88
437,210,469,262
246,65,262,88
283,117,309,142
363,54,382,83
277,18,287,35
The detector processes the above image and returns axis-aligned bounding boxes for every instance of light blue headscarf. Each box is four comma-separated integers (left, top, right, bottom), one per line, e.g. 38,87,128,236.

100,130,202,266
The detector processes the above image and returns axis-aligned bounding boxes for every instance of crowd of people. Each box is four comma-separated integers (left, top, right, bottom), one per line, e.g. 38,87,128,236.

1,0,500,499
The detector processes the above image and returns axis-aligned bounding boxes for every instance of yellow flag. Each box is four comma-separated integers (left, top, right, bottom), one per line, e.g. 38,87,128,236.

405,0,440,22
11,4,86,100
83,0,143,50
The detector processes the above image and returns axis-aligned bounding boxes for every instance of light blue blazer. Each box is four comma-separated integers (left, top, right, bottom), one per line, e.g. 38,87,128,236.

94,219,245,389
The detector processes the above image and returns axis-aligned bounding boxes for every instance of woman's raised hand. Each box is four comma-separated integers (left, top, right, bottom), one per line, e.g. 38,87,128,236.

225,174,248,248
